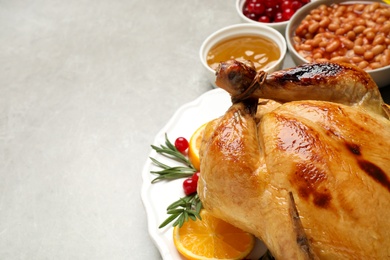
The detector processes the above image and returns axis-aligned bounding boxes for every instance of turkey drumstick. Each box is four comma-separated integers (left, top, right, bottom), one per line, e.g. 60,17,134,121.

216,60,386,116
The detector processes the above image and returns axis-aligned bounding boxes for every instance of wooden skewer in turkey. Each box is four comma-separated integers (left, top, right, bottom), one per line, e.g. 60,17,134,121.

198,60,390,259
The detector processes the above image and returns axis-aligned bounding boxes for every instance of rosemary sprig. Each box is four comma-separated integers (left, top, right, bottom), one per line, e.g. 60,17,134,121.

159,193,202,228
150,134,196,183
151,133,193,167
149,133,203,229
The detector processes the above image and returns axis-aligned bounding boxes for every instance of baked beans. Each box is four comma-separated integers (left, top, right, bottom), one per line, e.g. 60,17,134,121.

293,2,390,70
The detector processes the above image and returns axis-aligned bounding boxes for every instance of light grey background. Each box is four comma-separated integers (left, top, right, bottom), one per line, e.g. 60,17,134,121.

1,0,389,259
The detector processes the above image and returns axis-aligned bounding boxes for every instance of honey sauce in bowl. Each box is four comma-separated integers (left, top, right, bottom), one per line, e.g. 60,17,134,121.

199,23,287,87
206,35,281,71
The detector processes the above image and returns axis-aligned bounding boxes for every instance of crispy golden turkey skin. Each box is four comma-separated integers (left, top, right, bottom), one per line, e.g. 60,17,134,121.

198,61,390,259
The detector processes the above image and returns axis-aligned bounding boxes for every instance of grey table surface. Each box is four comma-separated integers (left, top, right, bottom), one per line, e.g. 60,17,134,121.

1,1,389,259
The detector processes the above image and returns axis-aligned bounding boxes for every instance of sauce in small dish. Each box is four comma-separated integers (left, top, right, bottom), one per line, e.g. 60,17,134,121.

206,35,281,71
199,23,287,88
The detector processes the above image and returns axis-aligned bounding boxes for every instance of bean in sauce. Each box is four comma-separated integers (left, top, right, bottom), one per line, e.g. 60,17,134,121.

293,2,390,70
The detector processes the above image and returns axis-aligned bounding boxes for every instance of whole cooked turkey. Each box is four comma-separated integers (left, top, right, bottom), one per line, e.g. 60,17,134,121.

198,60,390,259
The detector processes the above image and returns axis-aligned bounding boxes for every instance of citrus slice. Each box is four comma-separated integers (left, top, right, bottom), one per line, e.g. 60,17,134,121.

173,210,255,260
188,122,207,171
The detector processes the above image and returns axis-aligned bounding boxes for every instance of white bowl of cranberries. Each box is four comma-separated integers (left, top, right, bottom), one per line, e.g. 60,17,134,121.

236,0,311,34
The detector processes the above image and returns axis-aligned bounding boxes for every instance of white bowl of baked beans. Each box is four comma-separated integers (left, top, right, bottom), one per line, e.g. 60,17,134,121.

286,0,390,88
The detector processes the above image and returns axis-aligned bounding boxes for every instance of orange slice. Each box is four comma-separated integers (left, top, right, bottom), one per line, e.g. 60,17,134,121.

173,210,255,260
188,122,207,171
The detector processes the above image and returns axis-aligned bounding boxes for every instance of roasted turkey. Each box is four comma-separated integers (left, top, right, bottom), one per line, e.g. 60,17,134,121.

198,60,390,259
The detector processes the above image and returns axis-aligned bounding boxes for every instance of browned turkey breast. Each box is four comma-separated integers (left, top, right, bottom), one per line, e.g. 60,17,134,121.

198,60,390,259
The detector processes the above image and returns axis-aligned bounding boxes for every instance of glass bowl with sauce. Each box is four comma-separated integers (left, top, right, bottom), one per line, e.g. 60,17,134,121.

200,23,287,87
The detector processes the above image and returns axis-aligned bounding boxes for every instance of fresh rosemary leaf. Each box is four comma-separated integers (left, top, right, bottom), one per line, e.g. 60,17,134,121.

159,214,179,229
149,133,203,228
151,144,183,160
186,209,198,216
164,134,177,151
149,157,170,169
167,209,184,215
149,134,196,182
195,200,202,216
150,134,193,168
176,214,185,227
159,193,202,228
151,170,195,183
150,166,196,175
167,197,188,209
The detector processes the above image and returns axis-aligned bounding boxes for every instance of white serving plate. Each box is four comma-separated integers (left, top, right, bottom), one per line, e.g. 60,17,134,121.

141,88,267,259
